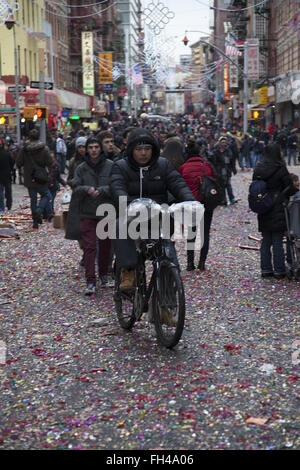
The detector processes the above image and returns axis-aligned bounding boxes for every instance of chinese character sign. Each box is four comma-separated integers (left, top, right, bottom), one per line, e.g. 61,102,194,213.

229,56,239,89
224,62,229,94
81,32,95,96
247,39,259,81
98,52,113,84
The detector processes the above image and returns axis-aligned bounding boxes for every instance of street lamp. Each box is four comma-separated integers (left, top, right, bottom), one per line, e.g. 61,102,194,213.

5,12,21,146
183,33,249,134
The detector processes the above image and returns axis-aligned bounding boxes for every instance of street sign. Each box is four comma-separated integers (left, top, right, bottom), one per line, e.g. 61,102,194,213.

8,85,27,93
0,107,16,112
30,81,54,90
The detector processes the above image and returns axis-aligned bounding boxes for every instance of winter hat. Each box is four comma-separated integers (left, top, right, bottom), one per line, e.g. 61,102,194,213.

75,136,87,148
126,128,160,162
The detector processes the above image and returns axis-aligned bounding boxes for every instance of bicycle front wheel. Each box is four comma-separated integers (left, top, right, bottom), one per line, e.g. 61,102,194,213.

115,290,136,330
152,264,185,348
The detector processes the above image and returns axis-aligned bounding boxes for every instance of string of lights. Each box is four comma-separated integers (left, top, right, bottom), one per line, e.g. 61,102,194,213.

194,0,268,13
44,1,117,18
47,0,109,7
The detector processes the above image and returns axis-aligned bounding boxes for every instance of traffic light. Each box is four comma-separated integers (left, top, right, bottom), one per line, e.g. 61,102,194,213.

0,116,7,125
250,109,264,120
24,106,35,119
35,106,48,119
194,47,202,66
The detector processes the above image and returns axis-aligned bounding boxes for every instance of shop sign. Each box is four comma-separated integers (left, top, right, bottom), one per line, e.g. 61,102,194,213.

81,31,95,96
247,39,259,80
98,52,113,84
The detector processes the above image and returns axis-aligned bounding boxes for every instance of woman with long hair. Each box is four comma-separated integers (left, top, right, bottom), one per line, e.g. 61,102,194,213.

161,138,185,170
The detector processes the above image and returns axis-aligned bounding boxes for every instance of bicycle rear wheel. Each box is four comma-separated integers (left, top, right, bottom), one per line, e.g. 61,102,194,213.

152,264,185,348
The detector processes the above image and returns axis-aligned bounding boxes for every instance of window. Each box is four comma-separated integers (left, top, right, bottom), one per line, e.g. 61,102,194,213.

24,48,27,79
18,45,21,77
29,51,32,79
34,52,37,80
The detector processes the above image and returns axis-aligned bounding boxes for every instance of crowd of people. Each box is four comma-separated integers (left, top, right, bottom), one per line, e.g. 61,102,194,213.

0,114,299,295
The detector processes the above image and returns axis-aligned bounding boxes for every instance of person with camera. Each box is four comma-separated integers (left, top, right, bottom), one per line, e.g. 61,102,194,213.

16,129,53,229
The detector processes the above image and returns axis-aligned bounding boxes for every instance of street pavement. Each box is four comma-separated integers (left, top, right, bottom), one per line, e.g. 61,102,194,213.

0,167,299,450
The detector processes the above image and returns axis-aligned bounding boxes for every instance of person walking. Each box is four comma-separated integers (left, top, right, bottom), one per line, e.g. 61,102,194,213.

0,139,13,212
16,129,53,229
179,142,217,271
253,143,296,279
56,132,67,174
287,129,298,166
72,136,113,295
65,136,87,266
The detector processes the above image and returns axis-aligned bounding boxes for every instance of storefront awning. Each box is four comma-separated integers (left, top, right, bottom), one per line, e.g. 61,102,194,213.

56,89,92,116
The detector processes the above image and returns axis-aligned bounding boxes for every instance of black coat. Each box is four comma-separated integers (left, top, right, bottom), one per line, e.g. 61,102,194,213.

0,149,13,184
253,161,295,233
110,156,194,206
72,155,113,219
110,128,195,206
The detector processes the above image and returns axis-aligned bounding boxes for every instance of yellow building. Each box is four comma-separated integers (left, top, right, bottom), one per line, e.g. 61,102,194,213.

0,0,46,83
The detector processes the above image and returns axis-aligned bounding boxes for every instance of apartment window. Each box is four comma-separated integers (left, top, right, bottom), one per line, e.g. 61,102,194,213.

29,51,32,79
22,0,25,24
32,1,35,29
24,48,27,79
34,52,37,80
18,45,21,77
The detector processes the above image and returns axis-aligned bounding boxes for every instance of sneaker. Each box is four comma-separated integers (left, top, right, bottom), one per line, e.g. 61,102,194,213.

32,221,39,229
99,275,114,288
85,283,96,296
119,269,135,291
161,307,177,327
261,272,274,278
230,199,238,205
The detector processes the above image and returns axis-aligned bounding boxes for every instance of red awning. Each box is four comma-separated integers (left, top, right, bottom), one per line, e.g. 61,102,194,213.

4,86,59,114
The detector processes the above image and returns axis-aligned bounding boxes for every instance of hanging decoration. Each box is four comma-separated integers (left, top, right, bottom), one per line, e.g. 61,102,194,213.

0,1,19,26
142,0,175,36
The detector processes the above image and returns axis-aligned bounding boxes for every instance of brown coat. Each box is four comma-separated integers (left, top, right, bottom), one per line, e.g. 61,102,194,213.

16,140,53,190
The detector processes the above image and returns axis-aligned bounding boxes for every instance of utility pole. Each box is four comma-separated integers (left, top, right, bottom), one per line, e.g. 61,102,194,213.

13,25,21,146
38,48,46,144
243,41,248,135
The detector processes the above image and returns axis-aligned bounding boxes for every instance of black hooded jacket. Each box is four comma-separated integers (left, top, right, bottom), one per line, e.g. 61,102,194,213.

253,160,295,233
110,128,195,206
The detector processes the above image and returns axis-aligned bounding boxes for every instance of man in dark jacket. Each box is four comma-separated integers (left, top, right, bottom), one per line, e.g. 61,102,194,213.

16,129,53,228
110,128,195,292
73,136,113,295
0,140,14,212
210,137,237,205
253,144,296,279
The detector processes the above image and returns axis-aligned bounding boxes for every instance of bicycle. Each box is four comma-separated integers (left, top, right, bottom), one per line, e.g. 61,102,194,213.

113,199,203,348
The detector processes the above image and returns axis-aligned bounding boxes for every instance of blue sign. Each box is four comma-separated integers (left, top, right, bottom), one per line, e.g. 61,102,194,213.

104,84,113,93
61,110,70,119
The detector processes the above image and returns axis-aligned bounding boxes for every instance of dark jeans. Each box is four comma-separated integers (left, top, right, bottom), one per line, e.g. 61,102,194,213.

113,218,178,270
56,153,66,174
28,188,52,219
0,182,12,211
187,209,214,264
80,217,111,284
288,148,297,165
260,231,286,275
224,179,235,204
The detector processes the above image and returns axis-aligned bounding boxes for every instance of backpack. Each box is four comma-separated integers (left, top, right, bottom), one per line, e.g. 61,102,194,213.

197,161,223,210
248,169,278,214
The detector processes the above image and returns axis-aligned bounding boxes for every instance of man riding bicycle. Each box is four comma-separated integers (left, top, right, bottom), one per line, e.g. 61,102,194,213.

110,128,196,296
